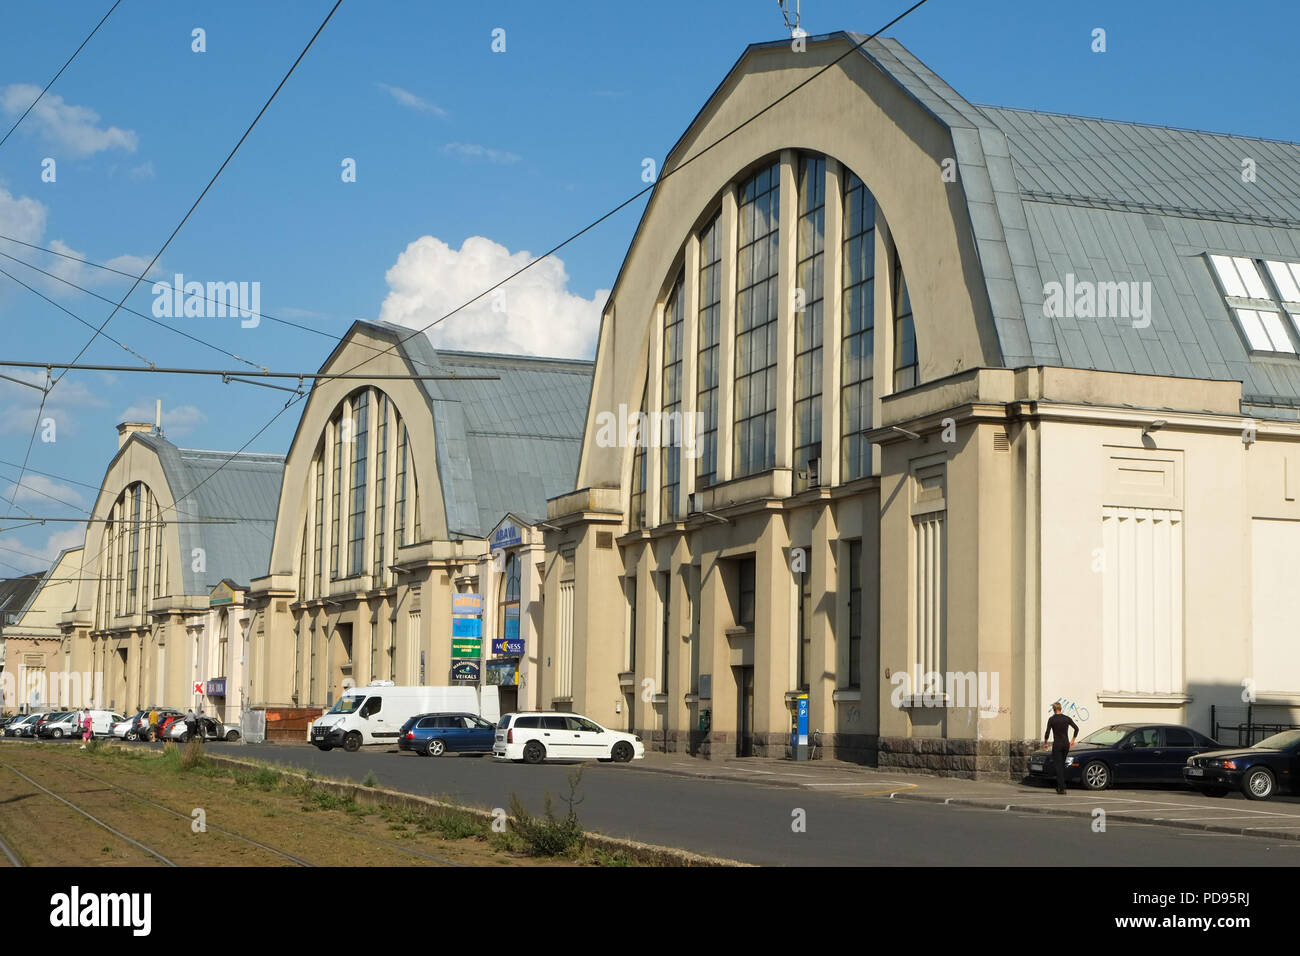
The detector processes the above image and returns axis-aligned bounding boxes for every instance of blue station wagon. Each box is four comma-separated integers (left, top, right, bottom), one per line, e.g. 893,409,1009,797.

398,712,496,757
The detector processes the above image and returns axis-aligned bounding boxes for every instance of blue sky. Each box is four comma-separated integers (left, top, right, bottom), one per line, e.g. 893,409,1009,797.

0,0,1296,571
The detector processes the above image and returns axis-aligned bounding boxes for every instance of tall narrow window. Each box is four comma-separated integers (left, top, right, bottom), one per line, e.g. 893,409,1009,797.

105,516,115,621
893,257,917,391
797,553,812,690
696,213,722,489
841,171,876,480
127,486,140,613
349,390,369,576
734,162,780,477
153,500,163,598
660,273,684,521
373,394,388,575
141,491,152,611
330,417,343,578
848,540,862,688
660,571,671,697
500,552,520,651
626,575,638,672
794,154,825,491
737,557,756,630
629,378,648,530
394,423,407,549
312,456,324,595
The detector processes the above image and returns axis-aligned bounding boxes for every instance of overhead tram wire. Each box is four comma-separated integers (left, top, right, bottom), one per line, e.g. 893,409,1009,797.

3,0,344,520
0,233,454,377
0,248,264,370
0,361,497,382
5,2,934,546
0,0,124,151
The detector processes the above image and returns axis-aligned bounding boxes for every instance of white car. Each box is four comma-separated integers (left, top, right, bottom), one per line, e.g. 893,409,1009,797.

493,712,644,764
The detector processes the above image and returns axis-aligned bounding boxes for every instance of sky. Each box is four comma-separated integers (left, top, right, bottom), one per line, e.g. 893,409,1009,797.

0,0,1296,573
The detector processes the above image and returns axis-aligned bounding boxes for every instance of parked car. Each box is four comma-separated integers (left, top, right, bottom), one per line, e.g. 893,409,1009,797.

165,715,237,743
399,712,496,756
1183,729,1300,800
3,714,38,737
36,712,80,739
1027,723,1221,791
111,714,142,739
493,711,644,764
131,708,183,742
26,711,60,738
310,684,498,752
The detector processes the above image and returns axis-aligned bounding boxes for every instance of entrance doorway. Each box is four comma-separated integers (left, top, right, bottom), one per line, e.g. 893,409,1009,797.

330,623,353,706
735,665,754,756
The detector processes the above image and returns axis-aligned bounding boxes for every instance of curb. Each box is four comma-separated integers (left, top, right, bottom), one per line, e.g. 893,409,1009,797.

887,789,1300,843
203,753,748,867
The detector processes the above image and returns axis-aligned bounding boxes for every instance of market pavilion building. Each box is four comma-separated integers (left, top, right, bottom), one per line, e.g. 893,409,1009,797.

247,321,591,714
63,422,284,719
540,33,1300,776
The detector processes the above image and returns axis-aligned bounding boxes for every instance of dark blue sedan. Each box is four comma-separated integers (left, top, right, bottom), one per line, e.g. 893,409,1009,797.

398,712,496,757
1027,723,1221,790
1183,729,1300,800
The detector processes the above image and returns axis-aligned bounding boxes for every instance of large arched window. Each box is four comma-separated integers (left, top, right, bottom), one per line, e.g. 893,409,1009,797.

303,387,418,597
661,272,684,520
733,161,781,477
794,153,826,490
97,481,163,629
644,150,914,522
841,170,877,481
498,552,520,645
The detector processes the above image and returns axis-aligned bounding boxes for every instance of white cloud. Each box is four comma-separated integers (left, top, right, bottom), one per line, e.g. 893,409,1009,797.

117,402,206,438
0,184,47,245
443,142,520,164
129,161,155,181
44,238,157,290
0,369,108,438
377,235,605,359
4,473,86,509
0,84,137,157
376,83,447,118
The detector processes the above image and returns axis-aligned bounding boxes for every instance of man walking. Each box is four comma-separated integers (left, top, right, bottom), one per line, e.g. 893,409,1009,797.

1043,702,1079,794
183,707,198,743
148,707,159,742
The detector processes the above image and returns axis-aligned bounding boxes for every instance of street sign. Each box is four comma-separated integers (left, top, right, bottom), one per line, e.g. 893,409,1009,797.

452,594,483,615
491,638,524,656
452,617,482,638
452,637,482,659
451,661,480,682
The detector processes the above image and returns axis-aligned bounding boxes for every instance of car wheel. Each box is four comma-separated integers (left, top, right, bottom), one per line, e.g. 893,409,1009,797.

125,731,137,741
425,739,446,757
1199,787,1229,798
1243,767,1275,800
522,740,546,765
178,732,190,743
1081,760,1111,791
52,729,63,739
343,732,362,753
224,730,239,742
611,741,634,763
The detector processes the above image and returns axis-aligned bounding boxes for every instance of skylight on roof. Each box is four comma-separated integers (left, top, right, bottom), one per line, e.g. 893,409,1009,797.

1208,254,1300,355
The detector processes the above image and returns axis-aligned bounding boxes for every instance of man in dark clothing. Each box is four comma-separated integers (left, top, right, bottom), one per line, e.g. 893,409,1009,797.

1043,702,1079,793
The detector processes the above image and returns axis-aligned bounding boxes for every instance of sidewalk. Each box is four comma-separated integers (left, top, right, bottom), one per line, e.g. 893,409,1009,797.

626,750,1300,842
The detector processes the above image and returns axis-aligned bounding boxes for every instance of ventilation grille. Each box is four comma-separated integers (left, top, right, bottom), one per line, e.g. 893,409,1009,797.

596,532,614,549
993,430,1010,452
275,601,288,613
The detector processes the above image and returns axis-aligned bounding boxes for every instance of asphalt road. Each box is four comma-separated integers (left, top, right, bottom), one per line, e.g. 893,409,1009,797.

217,741,1298,866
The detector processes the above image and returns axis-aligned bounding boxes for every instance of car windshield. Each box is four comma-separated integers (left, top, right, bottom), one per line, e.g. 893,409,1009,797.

1253,730,1300,750
327,697,364,715
1077,727,1129,746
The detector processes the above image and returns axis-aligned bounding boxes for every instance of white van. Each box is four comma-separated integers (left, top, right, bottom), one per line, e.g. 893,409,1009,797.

309,683,499,752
